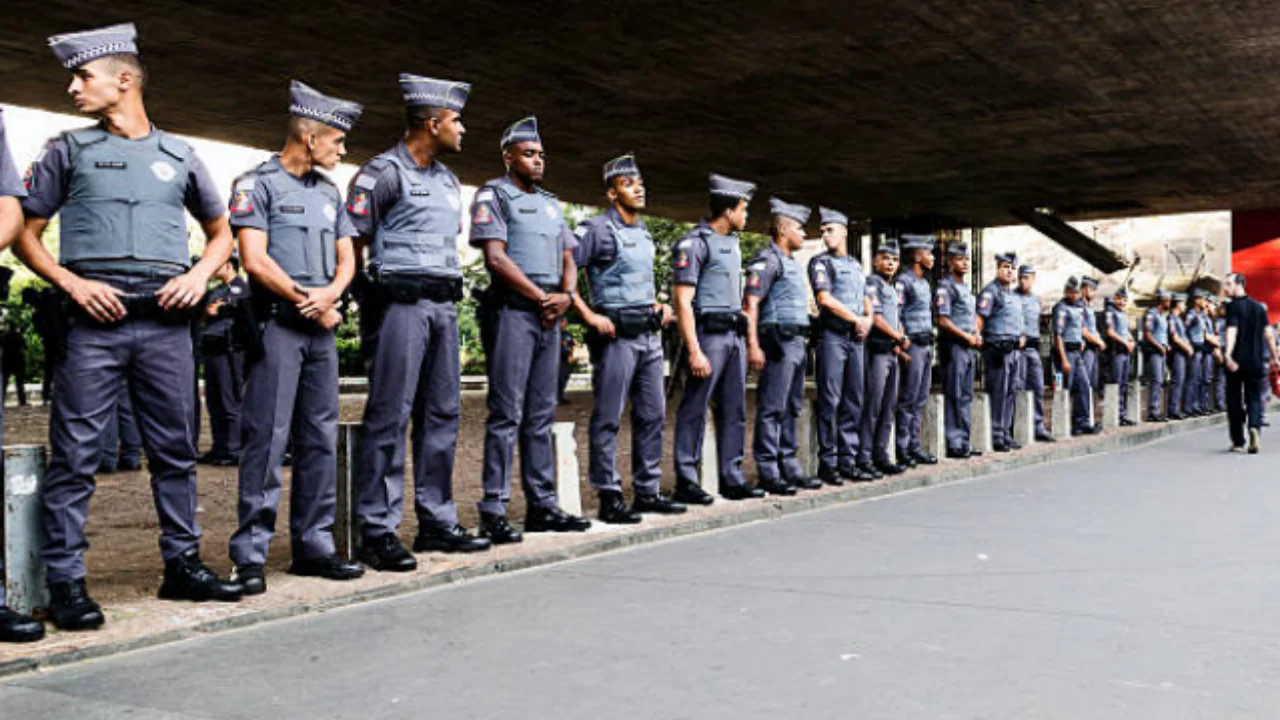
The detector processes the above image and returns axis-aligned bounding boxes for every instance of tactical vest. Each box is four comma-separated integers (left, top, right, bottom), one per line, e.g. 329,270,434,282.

943,276,977,333
587,219,655,311
693,227,742,314
759,248,808,327
1055,299,1083,343
1107,306,1131,341
1170,313,1186,342
1081,300,1098,336
60,128,192,273
495,181,564,287
257,164,339,286
1147,309,1169,346
371,153,461,278
868,274,901,334
1186,310,1205,344
1018,292,1041,338
823,253,864,309
981,282,1018,340
898,272,932,335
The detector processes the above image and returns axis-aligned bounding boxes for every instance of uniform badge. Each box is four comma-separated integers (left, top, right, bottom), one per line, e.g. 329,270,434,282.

473,202,493,225
323,204,337,222
21,165,35,193
545,205,558,218
978,292,991,311
747,271,762,289
815,267,827,285
151,161,177,183
674,250,690,269
348,190,370,217
354,174,377,190
230,188,254,216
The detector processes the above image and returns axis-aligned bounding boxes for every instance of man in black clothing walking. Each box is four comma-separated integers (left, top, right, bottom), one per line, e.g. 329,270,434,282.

1222,273,1277,453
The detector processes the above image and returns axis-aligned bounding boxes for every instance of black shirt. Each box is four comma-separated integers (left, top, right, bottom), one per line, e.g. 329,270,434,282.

1226,295,1269,375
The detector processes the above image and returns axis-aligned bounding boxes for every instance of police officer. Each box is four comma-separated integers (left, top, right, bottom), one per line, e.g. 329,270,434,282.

0,107,44,642
936,242,982,459
1103,287,1137,425
1052,278,1096,435
98,386,143,473
1205,295,1224,413
1185,289,1210,417
894,235,938,467
1168,293,1193,420
809,207,874,483
978,252,1023,450
349,75,489,569
745,198,819,495
1013,264,1054,442
1080,276,1106,407
471,117,592,534
227,81,366,594
1144,291,1172,421
859,241,907,477
16,23,242,629
1212,297,1228,412
672,174,760,501
571,154,685,522
197,257,248,466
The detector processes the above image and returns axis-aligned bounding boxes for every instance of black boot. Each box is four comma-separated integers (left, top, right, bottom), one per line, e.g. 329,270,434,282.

47,579,104,631
819,466,845,486
525,505,592,533
721,484,766,500
757,477,797,496
632,493,688,515
289,555,365,581
909,450,938,465
359,533,418,572
673,481,715,506
158,549,243,602
232,564,266,596
856,461,884,479
597,492,643,525
0,606,44,643
479,512,524,545
414,524,492,553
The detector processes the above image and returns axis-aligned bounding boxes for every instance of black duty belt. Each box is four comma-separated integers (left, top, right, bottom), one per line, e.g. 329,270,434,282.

697,312,745,335
499,285,560,312
265,300,332,335
908,332,932,345
70,292,199,326
761,323,805,341
377,275,463,304
1063,341,1083,351
607,310,660,339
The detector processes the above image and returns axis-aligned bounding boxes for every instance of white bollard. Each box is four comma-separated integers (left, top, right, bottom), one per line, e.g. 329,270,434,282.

799,401,819,478
1102,384,1122,430
552,422,582,516
921,394,945,459
335,423,362,561
4,445,48,614
1127,380,1142,424
1052,388,1072,440
700,413,719,496
972,393,993,454
1013,391,1034,445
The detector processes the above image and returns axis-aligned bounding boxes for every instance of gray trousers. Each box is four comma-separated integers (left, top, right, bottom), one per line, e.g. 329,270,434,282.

1169,351,1188,416
1083,348,1100,398
1197,350,1214,413
894,342,931,455
357,299,461,535
1146,350,1167,417
43,305,200,583
203,351,243,457
814,329,864,473
229,320,338,566
479,307,560,515
943,341,975,453
674,329,747,489
588,331,664,495
983,345,1019,445
1187,349,1207,414
1112,353,1132,420
99,387,143,468
859,349,899,465
1019,345,1048,434
1214,359,1227,410
1054,348,1092,432
753,334,807,483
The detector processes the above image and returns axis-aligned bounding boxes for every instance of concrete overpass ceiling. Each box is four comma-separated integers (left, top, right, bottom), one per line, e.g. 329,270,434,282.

7,1,1280,226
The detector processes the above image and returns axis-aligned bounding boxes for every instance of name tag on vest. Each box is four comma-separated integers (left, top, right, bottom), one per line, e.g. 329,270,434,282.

280,206,306,214
409,188,430,197
718,247,733,254
518,208,538,214
95,161,127,170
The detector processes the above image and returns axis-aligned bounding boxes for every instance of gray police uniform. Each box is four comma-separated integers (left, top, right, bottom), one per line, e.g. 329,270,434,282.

1214,315,1227,410
1052,296,1091,432
938,275,977,452
1185,306,1207,414
1104,301,1133,421
576,207,664,497
860,271,901,466
749,242,810,484
98,386,142,471
978,279,1021,446
227,154,353,566
1145,307,1170,418
894,269,933,458
350,142,467,535
1168,311,1189,416
810,250,865,474
22,124,226,584
471,176,577,515
1081,300,1100,393
0,108,23,605
198,276,248,460
1015,290,1049,436
673,222,749,490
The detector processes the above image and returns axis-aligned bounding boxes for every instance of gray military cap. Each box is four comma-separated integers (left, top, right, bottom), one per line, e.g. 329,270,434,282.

769,197,810,225
947,242,970,257
901,234,935,251
1018,263,1036,277
1064,276,1080,291
1156,290,1172,300
400,73,470,112
1080,275,1099,289
708,173,756,201
603,153,639,183
1171,292,1187,303
1114,286,1129,298
289,81,363,132
876,240,900,258
501,116,541,149
48,22,138,70
1191,288,1209,299
994,251,1018,266
819,207,849,226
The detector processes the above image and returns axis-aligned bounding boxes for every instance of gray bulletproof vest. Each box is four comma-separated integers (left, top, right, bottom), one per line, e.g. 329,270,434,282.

1107,306,1131,341
1019,292,1041,338
943,276,977,333
60,128,192,272
1170,314,1186,342
693,228,742,314
760,249,808,327
869,274,901,332
588,220,655,310
982,282,1018,340
1082,300,1098,336
826,254,864,309
1055,300,1083,343
372,154,460,278
496,182,564,287
260,166,339,286
898,272,932,335
1187,310,1205,344
1148,310,1169,345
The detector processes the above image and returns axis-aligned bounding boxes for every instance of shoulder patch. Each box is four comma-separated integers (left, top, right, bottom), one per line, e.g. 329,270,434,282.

354,174,378,191
474,188,495,204
347,189,371,218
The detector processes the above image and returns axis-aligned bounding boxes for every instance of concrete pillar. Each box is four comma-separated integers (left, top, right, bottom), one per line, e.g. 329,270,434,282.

700,413,719,496
799,401,818,478
972,393,993,454
1102,384,1122,430
1051,388,1071,440
1128,379,1143,424
920,394,945,458
3,445,47,614
335,423,363,561
1013,391,1034,445
552,422,582,516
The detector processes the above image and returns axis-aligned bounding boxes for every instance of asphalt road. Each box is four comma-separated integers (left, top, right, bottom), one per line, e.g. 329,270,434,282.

3,425,1278,719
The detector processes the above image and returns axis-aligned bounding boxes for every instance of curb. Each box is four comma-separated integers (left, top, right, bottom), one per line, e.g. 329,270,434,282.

0,411,1229,679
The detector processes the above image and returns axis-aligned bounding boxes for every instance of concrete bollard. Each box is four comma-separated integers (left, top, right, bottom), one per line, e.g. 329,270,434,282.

4,445,48,614
551,422,583,516
1102,384,1122,430
1127,380,1142,424
799,401,819,478
1051,388,1071,440
921,394,945,459
972,393,993,454
335,423,362,561
1013,391,1034,445
700,413,719,496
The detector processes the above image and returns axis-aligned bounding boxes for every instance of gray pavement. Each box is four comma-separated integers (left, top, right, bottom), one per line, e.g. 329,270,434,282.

3,425,1279,719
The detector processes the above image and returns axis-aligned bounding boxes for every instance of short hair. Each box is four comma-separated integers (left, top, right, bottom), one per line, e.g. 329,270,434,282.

287,115,327,142
102,53,146,89
406,105,447,132
709,194,742,220
1227,272,1247,289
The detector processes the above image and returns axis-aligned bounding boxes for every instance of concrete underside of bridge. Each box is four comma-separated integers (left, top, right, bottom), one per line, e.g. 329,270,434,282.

6,1,1280,228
